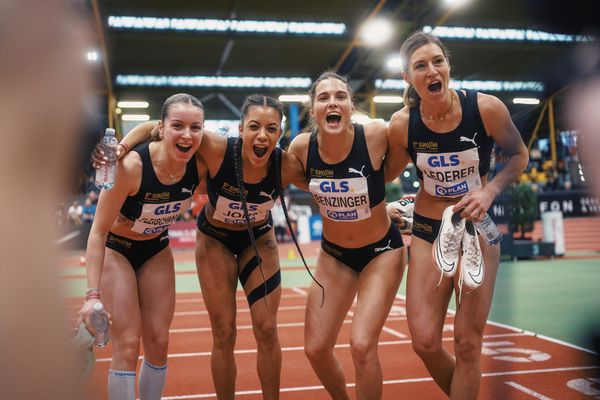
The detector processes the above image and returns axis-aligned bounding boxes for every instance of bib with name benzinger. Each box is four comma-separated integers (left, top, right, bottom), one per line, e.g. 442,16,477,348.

309,177,371,222
213,196,274,225
131,198,192,235
417,148,482,198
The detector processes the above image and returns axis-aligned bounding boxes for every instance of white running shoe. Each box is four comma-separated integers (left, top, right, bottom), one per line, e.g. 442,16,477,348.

460,221,485,291
433,205,465,282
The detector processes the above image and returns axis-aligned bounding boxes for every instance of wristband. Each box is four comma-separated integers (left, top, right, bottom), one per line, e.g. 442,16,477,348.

85,293,101,301
119,141,130,155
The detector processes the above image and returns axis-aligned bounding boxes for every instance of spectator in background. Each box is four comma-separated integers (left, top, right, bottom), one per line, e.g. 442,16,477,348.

68,200,83,225
81,197,96,223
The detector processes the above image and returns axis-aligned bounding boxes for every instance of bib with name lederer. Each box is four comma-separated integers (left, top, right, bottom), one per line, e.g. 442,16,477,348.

310,177,371,222
131,198,193,234
417,148,482,198
212,196,274,225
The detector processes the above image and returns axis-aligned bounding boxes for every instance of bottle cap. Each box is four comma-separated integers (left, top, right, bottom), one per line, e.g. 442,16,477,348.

92,302,104,311
105,128,116,135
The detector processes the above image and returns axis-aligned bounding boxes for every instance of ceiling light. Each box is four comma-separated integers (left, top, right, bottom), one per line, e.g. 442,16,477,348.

86,51,99,62
513,98,540,105
122,114,150,121
375,79,545,92
423,25,588,43
279,94,309,102
386,55,404,71
117,101,149,108
444,0,469,7
116,75,312,89
108,16,345,35
373,95,404,104
360,18,393,46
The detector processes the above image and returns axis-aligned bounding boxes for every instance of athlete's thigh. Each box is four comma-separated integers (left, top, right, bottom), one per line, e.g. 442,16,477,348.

101,248,142,337
195,230,238,323
305,249,359,347
237,228,281,307
137,246,176,336
406,237,454,335
454,238,500,336
352,247,405,339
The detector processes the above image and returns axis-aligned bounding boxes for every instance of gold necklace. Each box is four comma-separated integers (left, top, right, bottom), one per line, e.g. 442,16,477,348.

420,90,455,121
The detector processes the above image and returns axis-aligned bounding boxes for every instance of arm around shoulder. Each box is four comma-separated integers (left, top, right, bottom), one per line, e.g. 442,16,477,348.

384,108,411,182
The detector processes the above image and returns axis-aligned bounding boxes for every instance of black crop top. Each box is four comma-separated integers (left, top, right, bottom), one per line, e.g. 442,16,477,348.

120,141,199,235
306,123,386,222
206,137,282,225
407,90,494,198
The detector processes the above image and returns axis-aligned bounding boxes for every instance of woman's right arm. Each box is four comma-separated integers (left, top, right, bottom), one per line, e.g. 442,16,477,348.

92,121,157,168
119,121,157,153
78,153,141,327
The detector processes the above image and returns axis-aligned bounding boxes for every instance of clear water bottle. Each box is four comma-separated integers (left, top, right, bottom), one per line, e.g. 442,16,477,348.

90,302,110,347
474,213,502,246
95,128,118,190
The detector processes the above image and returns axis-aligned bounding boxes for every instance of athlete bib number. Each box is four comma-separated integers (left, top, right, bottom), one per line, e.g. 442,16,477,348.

417,148,482,198
213,196,273,225
309,177,370,222
131,198,192,234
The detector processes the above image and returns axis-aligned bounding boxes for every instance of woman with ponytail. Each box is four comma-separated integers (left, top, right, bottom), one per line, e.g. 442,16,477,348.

385,31,528,399
114,94,317,400
82,93,205,400
288,71,406,400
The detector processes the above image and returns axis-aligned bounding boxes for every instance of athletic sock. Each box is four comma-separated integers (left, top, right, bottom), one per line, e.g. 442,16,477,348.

138,358,167,400
108,369,136,400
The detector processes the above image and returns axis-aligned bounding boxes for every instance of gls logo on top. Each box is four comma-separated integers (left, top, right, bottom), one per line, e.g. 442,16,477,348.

427,155,460,168
327,210,358,220
154,203,182,215
435,181,468,197
228,202,258,211
319,181,349,193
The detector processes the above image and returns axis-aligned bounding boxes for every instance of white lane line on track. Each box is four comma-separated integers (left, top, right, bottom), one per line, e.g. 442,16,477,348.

173,305,305,316
504,381,554,399
96,332,527,363
396,294,599,355
169,316,409,334
158,365,600,399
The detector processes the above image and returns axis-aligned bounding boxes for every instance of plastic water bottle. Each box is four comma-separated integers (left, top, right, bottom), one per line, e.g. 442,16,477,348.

95,128,118,190
474,213,502,246
90,302,110,347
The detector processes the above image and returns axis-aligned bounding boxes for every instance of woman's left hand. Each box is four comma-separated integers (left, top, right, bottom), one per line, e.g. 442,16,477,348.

452,188,495,222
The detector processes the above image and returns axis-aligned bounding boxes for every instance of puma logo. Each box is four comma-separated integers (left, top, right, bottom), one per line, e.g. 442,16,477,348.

181,184,195,195
258,223,272,231
348,165,369,178
259,190,276,202
460,132,479,148
374,240,393,253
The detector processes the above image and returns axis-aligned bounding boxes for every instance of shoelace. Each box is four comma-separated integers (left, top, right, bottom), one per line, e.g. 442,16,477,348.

464,240,480,272
436,230,463,287
457,234,480,305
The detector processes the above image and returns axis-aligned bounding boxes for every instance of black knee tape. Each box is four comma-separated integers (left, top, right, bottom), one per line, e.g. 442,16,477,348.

247,270,281,306
238,256,260,287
